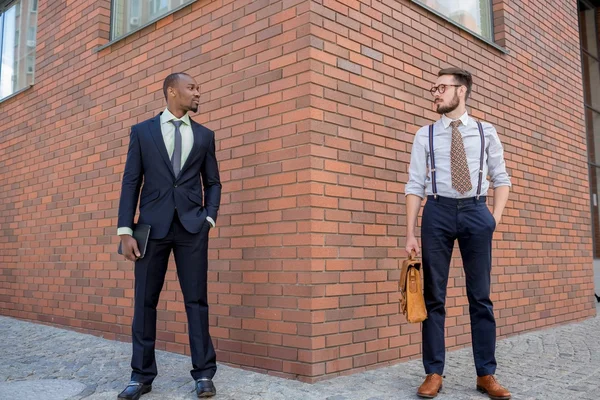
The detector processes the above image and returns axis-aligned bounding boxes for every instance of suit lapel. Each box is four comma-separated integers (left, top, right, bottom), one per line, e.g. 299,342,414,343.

179,120,204,176
149,113,176,177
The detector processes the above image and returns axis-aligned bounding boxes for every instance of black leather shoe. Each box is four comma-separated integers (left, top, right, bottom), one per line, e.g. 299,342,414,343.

195,378,216,398
117,381,152,400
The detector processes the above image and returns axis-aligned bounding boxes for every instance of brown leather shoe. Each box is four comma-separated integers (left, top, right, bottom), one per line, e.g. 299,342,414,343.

417,373,443,398
476,375,511,400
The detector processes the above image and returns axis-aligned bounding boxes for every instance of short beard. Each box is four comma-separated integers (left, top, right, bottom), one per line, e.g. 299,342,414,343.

436,92,460,115
189,104,198,113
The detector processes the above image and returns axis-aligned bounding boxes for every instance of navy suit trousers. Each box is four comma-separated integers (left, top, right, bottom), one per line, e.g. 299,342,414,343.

421,195,497,377
131,213,216,384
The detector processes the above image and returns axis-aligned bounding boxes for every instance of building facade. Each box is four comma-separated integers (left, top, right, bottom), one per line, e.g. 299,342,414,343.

0,0,598,382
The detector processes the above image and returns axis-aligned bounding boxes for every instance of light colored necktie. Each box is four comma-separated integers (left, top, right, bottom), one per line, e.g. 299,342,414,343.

450,120,472,194
170,120,183,177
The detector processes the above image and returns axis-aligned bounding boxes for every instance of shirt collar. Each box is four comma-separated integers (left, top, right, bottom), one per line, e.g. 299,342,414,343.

441,111,469,129
161,108,191,126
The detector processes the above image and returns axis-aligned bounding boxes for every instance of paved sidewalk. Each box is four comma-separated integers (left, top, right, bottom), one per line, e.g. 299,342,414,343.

2,309,600,400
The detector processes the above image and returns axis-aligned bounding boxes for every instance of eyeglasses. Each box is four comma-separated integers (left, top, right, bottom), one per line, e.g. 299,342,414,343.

430,84,462,96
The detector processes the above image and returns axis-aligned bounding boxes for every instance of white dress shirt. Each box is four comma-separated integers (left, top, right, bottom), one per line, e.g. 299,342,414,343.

118,108,214,236
160,108,195,167
405,111,511,198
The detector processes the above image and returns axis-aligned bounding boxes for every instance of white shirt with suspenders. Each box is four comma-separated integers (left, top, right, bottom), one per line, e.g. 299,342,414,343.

406,112,511,200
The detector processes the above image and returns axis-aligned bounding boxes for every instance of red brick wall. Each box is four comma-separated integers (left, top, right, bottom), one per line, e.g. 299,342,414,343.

0,0,595,382
301,0,595,379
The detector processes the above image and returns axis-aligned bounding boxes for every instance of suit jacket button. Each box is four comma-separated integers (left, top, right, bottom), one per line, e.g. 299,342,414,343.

174,184,178,188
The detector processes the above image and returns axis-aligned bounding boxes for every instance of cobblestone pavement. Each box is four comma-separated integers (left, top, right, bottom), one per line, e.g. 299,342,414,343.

2,309,600,400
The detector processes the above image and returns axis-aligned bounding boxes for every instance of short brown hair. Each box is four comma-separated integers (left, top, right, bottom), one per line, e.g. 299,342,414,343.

438,68,473,101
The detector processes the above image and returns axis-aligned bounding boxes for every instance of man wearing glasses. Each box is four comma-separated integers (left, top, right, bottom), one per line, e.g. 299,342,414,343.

405,68,511,400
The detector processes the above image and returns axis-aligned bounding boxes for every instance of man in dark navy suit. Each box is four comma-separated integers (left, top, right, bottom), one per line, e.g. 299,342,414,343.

116,72,221,399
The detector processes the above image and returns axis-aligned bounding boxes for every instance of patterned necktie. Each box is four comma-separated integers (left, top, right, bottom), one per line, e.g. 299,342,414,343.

171,120,183,177
450,120,472,194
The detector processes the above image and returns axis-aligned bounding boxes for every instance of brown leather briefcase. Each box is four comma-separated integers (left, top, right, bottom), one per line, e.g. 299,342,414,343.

399,251,427,323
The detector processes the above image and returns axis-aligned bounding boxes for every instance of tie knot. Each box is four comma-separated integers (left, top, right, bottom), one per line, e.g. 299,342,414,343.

450,120,461,128
171,120,183,129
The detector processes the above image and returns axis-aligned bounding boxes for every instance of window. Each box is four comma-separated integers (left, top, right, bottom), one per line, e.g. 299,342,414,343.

413,0,494,42
149,0,169,18
0,0,37,100
26,54,33,73
30,0,37,12
111,0,195,40
27,25,35,47
579,0,600,259
129,0,140,30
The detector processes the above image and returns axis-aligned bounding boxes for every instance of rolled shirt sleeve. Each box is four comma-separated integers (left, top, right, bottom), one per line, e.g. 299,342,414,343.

405,127,429,198
485,123,511,188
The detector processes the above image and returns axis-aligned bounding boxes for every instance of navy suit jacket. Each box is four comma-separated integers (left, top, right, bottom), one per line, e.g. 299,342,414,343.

117,113,221,240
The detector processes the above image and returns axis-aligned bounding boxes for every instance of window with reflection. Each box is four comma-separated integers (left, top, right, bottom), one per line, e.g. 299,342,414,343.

111,0,193,39
413,0,493,41
0,0,37,100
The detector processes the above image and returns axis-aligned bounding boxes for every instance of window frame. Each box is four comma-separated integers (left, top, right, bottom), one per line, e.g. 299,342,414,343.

0,0,35,103
102,0,196,49
411,0,508,54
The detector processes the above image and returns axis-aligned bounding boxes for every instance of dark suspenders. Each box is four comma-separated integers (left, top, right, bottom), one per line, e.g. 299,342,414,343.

475,121,485,199
428,124,438,198
428,121,485,199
